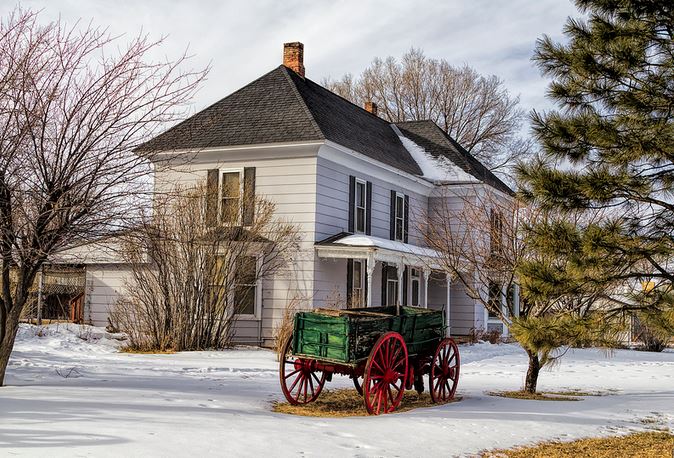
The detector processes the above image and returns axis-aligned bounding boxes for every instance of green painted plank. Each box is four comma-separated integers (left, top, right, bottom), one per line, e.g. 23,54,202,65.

292,306,445,364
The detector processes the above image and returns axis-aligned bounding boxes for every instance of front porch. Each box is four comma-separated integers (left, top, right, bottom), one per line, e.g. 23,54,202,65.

315,233,458,336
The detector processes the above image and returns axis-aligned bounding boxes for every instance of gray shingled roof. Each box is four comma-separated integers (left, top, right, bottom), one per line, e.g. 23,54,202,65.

395,121,514,195
137,66,421,175
138,65,509,193
137,66,322,151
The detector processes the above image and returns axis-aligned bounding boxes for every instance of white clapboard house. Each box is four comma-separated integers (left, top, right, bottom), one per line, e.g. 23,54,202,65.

59,42,516,346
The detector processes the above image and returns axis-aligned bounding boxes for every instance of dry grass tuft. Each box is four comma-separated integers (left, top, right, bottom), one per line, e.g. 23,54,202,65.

487,390,582,401
119,347,176,354
482,431,674,458
272,388,461,417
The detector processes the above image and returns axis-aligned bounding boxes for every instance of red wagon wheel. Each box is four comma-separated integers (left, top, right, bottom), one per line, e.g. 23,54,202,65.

363,331,408,415
279,335,326,405
429,338,460,403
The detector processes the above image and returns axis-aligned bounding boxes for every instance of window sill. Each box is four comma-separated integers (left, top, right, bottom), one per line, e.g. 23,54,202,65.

235,314,261,321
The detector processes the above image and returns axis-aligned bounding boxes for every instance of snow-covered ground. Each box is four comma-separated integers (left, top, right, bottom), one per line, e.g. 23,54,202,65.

1,324,672,457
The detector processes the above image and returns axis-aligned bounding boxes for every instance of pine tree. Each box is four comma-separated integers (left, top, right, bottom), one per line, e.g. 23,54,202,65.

518,0,674,343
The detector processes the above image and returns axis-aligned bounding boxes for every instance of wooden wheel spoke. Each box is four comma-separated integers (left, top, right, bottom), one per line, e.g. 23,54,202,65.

287,372,302,393
308,372,315,395
390,345,402,368
284,369,300,379
371,358,385,373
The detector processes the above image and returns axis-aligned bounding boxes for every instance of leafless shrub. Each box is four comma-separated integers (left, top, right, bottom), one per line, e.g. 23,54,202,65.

324,288,347,310
55,367,82,379
468,328,503,344
272,295,307,356
113,184,301,352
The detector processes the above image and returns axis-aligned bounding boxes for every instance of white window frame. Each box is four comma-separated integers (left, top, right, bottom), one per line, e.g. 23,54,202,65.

410,268,420,307
354,178,367,234
490,208,503,254
219,168,244,225
234,254,262,320
394,191,406,242
386,278,399,306
351,259,365,308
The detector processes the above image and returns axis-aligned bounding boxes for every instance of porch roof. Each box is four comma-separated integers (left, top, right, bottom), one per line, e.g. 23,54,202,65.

315,232,443,269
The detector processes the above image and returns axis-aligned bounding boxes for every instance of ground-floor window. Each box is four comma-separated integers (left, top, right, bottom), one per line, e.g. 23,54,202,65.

386,267,399,306
487,281,501,318
351,259,365,308
234,255,258,316
410,268,420,306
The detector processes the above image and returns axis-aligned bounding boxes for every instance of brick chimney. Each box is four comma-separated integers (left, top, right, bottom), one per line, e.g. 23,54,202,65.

364,101,378,116
283,42,305,77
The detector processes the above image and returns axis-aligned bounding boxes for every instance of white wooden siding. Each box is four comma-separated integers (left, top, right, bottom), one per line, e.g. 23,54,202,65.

85,265,133,327
154,154,320,345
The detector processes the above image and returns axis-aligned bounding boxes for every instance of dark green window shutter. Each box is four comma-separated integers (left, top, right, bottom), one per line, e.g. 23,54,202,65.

389,190,396,240
243,167,256,226
381,263,388,305
348,176,355,233
402,266,408,306
404,194,409,243
206,169,219,226
346,258,353,308
364,258,368,307
365,181,372,235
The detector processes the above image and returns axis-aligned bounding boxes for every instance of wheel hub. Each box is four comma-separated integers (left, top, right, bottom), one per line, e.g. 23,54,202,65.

383,368,398,383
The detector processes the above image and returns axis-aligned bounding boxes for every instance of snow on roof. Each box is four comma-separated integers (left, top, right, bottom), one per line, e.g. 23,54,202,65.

333,234,441,258
398,134,479,183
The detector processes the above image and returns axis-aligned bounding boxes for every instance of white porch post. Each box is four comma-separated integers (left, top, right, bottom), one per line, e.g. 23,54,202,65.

423,268,431,309
366,252,376,308
513,283,520,317
446,275,451,337
396,262,404,315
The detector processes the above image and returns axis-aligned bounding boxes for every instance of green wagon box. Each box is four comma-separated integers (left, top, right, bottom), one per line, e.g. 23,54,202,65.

291,305,446,365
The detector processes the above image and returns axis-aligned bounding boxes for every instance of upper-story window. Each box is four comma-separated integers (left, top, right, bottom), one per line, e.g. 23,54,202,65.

490,208,503,254
394,192,405,241
206,167,256,227
390,190,409,242
349,176,372,235
221,171,242,222
355,178,367,233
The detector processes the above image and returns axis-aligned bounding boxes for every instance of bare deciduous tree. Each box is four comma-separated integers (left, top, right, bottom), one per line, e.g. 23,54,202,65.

112,185,301,351
424,187,627,393
0,9,206,386
324,49,530,173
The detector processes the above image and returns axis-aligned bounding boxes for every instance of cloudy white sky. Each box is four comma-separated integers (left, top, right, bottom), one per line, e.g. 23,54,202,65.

5,0,578,125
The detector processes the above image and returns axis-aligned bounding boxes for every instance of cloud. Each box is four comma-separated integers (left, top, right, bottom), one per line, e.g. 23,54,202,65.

3,0,578,125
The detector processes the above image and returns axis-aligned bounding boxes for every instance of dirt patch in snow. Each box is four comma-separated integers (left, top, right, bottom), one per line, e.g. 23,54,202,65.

272,388,461,417
486,390,606,401
482,431,674,458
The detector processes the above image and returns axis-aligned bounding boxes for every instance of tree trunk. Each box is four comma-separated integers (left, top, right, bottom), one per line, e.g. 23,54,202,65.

0,314,20,387
524,350,541,394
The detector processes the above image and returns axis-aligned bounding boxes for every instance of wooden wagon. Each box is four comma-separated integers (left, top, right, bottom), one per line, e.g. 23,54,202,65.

279,305,460,415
